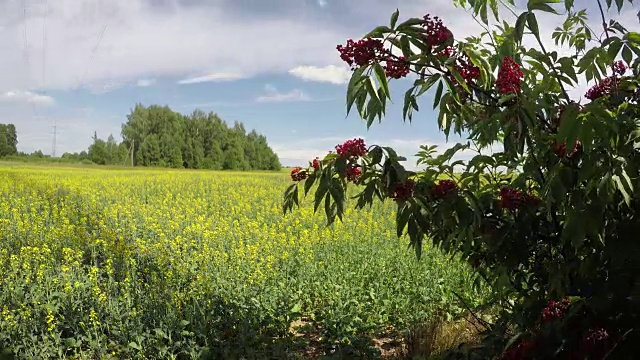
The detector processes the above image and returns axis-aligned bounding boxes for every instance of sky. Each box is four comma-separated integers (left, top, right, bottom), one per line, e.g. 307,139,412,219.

0,0,638,168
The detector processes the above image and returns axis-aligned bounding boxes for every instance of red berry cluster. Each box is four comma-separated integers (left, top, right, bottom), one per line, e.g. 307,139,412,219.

346,165,362,182
455,52,481,85
541,297,572,323
335,138,367,159
291,167,308,181
437,47,481,89
585,61,628,100
496,56,524,94
554,140,582,159
337,39,410,78
431,179,458,199
385,56,411,79
585,76,615,100
421,15,453,47
311,157,320,170
390,179,416,202
612,60,627,76
575,326,612,359
499,187,541,211
337,38,386,69
500,338,535,360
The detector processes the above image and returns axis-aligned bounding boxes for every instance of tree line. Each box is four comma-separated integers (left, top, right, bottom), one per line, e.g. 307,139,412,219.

3,105,282,171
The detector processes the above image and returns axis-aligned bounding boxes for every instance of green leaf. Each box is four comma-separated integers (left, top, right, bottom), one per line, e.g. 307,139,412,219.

624,32,640,45
396,17,426,31
304,171,316,196
417,74,442,97
526,12,540,40
514,12,528,44
563,208,587,248
612,174,632,206
369,146,383,165
346,67,367,116
329,178,345,221
314,176,330,213
373,63,391,100
433,80,444,109
390,8,400,29
402,87,416,121
564,0,574,11
399,36,412,59
450,68,470,94
527,0,560,14
364,25,392,39
622,45,633,65
396,203,411,238
607,38,623,62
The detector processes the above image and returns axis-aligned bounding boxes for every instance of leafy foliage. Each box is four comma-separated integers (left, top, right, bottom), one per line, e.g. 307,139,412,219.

0,167,486,358
284,0,640,358
0,124,18,157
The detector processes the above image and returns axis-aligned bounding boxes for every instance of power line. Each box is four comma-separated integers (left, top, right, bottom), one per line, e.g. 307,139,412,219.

41,0,48,88
77,24,108,90
41,0,55,156
22,0,29,66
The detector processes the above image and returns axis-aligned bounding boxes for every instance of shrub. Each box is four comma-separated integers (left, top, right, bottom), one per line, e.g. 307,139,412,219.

284,0,640,358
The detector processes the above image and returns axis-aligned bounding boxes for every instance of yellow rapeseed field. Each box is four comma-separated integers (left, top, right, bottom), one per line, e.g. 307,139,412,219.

0,164,486,359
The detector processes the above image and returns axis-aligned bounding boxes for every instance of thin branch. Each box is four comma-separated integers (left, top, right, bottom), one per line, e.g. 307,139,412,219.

596,0,611,43
452,290,493,330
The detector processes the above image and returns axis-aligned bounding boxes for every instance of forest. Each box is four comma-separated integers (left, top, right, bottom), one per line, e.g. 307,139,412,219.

3,104,282,171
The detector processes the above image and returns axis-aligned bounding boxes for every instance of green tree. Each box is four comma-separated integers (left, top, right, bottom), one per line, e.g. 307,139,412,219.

0,124,18,157
284,1,640,358
88,132,108,165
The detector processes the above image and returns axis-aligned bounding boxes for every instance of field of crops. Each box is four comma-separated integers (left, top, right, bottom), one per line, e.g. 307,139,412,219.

0,164,488,359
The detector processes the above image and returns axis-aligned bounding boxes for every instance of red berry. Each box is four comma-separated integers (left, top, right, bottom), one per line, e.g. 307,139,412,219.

384,56,410,79
612,60,627,76
436,47,480,89
390,180,415,202
500,338,535,360
290,167,308,182
430,180,458,199
585,77,615,100
311,157,320,170
585,61,627,100
337,38,388,69
541,297,571,323
421,15,453,47
554,140,581,158
496,56,524,94
335,138,367,159
346,165,361,182
499,187,540,211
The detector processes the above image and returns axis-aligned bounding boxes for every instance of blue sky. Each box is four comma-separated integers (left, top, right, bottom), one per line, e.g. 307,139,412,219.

0,0,637,167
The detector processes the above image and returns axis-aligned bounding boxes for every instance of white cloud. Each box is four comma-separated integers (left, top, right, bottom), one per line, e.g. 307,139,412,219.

289,65,352,85
0,90,54,106
136,78,156,87
0,0,350,93
318,0,328,8
255,85,310,103
178,73,246,85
